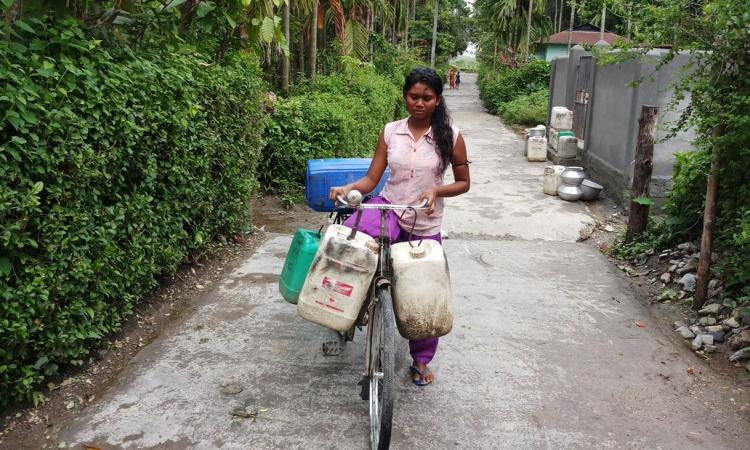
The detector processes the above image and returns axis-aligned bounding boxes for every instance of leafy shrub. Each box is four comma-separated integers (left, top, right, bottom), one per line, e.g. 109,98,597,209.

260,58,401,191
478,61,551,114
497,89,549,126
0,17,265,405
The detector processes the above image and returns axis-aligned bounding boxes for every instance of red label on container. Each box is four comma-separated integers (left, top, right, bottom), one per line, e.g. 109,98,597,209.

321,277,353,297
315,298,345,313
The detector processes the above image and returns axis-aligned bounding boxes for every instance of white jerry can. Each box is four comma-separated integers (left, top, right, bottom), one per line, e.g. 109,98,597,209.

297,225,378,332
550,107,574,130
391,240,453,340
543,165,566,195
527,136,548,162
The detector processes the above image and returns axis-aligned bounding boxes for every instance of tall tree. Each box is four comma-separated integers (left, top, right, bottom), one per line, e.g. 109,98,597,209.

430,0,439,67
282,0,291,94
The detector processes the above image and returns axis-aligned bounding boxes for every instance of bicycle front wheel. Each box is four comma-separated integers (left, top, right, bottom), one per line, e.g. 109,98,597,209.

368,286,396,450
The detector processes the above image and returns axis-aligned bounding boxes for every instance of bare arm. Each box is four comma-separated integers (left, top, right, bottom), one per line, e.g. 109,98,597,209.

328,132,388,201
419,132,471,213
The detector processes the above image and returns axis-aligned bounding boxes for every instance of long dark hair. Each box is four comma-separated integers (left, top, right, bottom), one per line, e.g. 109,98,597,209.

403,67,453,170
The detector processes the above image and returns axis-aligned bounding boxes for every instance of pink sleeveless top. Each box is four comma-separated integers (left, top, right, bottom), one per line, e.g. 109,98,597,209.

379,118,459,236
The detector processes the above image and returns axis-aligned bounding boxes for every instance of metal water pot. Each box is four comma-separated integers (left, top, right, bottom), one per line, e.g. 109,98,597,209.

560,167,586,186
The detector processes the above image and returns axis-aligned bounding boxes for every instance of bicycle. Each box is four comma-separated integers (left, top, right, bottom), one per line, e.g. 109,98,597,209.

329,191,428,450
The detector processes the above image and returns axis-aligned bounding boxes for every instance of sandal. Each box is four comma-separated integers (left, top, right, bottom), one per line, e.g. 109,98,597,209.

409,365,433,387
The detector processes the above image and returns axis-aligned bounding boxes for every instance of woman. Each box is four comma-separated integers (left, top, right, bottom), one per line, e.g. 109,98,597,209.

329,67,471,386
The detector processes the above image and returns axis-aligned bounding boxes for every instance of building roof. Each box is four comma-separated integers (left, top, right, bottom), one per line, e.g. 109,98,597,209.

542,24,620,46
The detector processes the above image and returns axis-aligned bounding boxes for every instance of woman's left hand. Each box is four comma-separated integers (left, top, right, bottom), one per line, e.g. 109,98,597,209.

418,188,438,215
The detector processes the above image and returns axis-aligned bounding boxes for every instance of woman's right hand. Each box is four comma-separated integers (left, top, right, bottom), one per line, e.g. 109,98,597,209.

329,185,349,202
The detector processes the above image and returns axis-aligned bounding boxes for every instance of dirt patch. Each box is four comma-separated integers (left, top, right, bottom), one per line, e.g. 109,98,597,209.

250,194,328,235
0,221,271,448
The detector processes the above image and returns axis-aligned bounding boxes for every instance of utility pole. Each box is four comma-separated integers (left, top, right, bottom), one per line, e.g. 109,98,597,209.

430,0,439,68
599,2,606,42
567,0,576,53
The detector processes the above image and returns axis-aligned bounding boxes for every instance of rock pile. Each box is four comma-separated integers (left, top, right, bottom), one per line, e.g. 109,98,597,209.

651,242,750,370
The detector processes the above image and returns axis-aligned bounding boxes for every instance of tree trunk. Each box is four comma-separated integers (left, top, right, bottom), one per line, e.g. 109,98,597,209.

392,0,398,45
625,105,658,243
493,39,498,70
430,0,439,68
558,0,564,33
525,0,533,62
410,0,416,46
308,3,318,81
627,3,632,40
599,3,606,42
281,0,290,95
403,0,410,49
693,124,727,311
298,29,306,80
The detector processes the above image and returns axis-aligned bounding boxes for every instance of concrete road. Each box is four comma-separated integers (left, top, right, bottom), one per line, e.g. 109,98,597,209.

48,74,749,449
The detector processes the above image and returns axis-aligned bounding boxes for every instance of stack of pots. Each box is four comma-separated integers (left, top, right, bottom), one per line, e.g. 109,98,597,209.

557,167,586,201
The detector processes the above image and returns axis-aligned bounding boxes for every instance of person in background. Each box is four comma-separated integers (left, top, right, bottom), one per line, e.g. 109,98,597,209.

455,70,461,89
329,67,471,386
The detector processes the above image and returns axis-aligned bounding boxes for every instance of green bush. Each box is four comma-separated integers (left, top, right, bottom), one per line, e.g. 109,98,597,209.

497,89,549,126
0,17,265,405
260,58,401,192
478,61,551,114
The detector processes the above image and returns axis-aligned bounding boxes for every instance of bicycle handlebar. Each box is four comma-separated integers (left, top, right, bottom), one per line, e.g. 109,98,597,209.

336,192,428,211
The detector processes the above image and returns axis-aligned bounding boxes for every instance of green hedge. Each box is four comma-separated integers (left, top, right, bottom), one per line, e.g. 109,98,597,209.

260,58,402,192
0,18,265,405
478,61,550,115
497,89,549,126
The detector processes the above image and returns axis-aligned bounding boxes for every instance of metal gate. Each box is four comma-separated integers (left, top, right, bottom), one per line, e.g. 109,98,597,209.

573,56,595,139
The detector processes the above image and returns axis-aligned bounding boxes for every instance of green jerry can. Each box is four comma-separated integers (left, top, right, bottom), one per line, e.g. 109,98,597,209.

279,228,321,304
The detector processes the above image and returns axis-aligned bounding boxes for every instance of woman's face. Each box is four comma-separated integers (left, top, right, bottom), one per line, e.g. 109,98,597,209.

404,82,439,121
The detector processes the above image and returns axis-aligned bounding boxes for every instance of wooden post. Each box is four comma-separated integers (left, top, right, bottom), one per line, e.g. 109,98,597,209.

625,105,658,243
693,124,727,311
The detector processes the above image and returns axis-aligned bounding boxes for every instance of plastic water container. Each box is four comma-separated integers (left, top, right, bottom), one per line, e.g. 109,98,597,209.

305,159,390,212
527,136,548,162
297,224,378,331
279,229,321,304
558,136,578,158
550,129,574,150
543,165,566,195
551,107,574,130
391,240,453,340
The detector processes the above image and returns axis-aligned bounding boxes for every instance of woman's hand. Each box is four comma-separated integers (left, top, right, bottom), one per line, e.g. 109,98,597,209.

418,187,438,215
329,185,349,203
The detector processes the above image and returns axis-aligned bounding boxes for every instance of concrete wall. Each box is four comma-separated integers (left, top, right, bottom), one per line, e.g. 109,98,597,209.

548,48,696,206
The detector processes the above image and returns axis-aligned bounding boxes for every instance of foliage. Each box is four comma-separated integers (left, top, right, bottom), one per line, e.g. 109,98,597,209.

0,16,265,405
497,88,548,126
611,219,672,259
260,58,401,191
606,0,750,297
473,0,552,63
410,0,472,65
477,60,550,114
1,0,289,62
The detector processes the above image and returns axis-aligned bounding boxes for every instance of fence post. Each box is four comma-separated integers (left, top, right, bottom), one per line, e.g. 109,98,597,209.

625,105,658,243
693,124,727,311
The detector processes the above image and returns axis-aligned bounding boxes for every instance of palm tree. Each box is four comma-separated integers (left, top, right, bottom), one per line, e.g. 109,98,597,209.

475,0,551,64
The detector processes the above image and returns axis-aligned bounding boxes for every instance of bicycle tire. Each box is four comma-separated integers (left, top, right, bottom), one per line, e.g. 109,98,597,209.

370,286,396,450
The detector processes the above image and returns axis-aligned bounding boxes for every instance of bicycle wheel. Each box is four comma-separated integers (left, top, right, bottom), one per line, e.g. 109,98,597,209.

368,286,396,450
